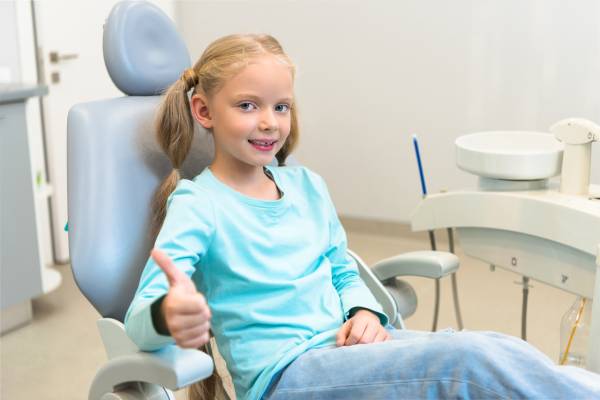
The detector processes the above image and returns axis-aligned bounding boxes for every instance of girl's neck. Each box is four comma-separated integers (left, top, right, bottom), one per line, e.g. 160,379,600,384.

209,158,280,201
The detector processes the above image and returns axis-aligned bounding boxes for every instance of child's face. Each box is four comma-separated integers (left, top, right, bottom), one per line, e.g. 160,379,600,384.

194,55,294,171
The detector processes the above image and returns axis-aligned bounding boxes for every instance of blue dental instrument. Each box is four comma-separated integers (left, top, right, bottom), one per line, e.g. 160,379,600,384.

412,134,427,197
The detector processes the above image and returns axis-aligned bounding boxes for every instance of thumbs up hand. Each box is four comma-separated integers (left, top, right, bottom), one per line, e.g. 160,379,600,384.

152,248,211,349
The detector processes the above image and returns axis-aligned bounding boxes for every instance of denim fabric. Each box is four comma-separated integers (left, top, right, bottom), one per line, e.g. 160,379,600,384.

263,329,600,399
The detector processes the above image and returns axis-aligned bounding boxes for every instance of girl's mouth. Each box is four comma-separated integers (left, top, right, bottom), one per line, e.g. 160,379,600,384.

248,139,277,152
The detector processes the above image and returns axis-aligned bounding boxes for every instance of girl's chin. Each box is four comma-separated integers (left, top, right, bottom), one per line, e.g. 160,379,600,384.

248,149,281,163
241,155,277,168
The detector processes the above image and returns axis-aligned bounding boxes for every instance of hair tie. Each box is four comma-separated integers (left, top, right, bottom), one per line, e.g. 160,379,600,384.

181,68,198,91
171,168,182,178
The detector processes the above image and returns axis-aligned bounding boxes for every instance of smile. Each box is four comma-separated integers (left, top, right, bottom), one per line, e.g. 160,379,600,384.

248,140,277,152
248,139,277,146
248,139,277,152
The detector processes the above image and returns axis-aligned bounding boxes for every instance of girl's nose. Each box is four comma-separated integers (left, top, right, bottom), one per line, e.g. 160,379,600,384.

259,109,277,131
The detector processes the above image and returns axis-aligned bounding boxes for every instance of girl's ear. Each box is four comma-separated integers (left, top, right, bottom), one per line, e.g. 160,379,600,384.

190,94,213,129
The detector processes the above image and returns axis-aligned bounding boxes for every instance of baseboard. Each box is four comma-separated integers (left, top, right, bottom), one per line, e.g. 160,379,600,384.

339,215,429,241
0,300,32,335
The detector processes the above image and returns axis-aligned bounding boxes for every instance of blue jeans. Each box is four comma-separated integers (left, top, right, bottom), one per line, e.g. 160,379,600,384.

263,329,600,399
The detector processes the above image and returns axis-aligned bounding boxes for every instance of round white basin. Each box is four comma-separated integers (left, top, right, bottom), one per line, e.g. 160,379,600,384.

455,131,564,180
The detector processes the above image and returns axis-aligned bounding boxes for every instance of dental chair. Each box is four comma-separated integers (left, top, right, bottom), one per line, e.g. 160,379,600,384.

67,2,459,399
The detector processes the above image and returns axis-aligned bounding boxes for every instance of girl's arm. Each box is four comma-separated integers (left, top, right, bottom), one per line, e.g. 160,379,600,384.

326,211,389,326
317,175,389,327
124,180,215,351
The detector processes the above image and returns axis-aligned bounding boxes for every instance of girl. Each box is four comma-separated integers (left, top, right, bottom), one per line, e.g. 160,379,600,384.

124,34,600,400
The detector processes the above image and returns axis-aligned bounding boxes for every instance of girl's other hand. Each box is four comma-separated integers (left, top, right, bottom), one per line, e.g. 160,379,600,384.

152,248,212,349
335,309,391,347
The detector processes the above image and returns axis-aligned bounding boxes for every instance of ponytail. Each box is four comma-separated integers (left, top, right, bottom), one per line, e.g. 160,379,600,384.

188,345,229,399
150,71,196,239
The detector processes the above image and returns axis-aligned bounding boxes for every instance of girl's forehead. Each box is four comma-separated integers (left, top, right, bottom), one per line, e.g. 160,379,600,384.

220,56,294,96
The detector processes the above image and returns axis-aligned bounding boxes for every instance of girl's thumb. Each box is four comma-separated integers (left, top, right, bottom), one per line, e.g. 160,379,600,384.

151,248,195,292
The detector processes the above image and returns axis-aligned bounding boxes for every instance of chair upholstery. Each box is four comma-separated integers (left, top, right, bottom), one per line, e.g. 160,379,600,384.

103,0,191,96
68,96,214,321
68,3,218,398
68,0,211,321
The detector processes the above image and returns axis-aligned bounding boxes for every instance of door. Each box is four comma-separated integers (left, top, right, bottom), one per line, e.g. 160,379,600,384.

34,0,175,263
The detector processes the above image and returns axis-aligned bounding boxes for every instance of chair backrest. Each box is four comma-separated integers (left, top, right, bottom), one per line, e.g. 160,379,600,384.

67,0,214,321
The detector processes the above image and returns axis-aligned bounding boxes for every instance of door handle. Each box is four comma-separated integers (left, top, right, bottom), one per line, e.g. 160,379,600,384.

49,51,79,64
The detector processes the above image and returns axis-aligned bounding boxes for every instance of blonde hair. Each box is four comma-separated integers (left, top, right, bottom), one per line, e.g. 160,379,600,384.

151,34,298,400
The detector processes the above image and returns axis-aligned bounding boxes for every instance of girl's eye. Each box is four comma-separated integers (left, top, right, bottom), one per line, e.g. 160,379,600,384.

275,104,290,113
239,102,257,111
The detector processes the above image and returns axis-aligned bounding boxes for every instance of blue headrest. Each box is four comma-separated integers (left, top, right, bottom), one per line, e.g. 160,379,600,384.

103,1,191,96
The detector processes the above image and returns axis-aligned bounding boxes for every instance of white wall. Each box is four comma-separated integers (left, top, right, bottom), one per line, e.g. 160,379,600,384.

176,0,600,223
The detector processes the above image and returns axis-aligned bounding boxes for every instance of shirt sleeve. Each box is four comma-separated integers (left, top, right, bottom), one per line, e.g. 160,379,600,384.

124,179,215,351
318,175,389,326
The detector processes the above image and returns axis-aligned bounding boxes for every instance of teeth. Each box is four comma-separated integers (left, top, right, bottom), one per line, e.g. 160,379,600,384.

251,140,274,146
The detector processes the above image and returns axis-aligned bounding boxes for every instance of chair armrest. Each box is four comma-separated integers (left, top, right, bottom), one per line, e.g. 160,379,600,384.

347,250,399,326
89,343,214,399
371,251,459,281
90,318,214,399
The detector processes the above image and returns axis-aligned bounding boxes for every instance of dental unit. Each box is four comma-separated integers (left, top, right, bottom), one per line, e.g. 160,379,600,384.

410,118,600,372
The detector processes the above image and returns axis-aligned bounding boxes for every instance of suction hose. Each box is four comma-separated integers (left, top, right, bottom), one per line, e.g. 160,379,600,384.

412,135,464,331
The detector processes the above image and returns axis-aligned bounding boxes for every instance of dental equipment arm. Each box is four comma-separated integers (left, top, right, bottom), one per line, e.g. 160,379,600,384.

551,118,600,196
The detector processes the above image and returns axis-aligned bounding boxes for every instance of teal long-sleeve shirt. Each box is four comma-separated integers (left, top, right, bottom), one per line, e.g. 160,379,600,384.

124,165,388,400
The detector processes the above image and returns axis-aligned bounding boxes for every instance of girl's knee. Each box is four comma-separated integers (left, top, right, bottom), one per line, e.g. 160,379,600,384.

433,331,501,366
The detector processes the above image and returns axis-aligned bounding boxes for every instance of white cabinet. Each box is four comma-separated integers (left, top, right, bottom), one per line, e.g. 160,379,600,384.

0,84,61,334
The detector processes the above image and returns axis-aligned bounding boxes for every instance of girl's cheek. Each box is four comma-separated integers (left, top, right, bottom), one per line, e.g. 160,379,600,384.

231,119,254,133
278,116,292,132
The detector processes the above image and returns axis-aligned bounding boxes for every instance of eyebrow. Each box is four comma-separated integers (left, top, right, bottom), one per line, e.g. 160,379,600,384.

233,94,293,103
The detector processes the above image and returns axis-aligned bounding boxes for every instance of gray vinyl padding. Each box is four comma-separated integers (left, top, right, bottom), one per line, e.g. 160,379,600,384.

103,1,191,96
67,96,215,320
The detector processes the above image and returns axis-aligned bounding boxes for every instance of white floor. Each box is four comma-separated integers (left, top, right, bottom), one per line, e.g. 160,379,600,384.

0,228,578,399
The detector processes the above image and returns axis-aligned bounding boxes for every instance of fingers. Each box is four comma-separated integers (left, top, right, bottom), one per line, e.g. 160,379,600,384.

336,320,351,347
337,317,390,347
344,318,368,346
162,292,211,329
167,309,211,331
373,329,391,343
358,321,378,344
164,291,210,315
173,321,210,342
163,295,212,349
174,324,211,349
152,248,195,292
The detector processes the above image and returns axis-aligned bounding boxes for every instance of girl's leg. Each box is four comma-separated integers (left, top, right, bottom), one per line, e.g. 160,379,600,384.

264,329,600,400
